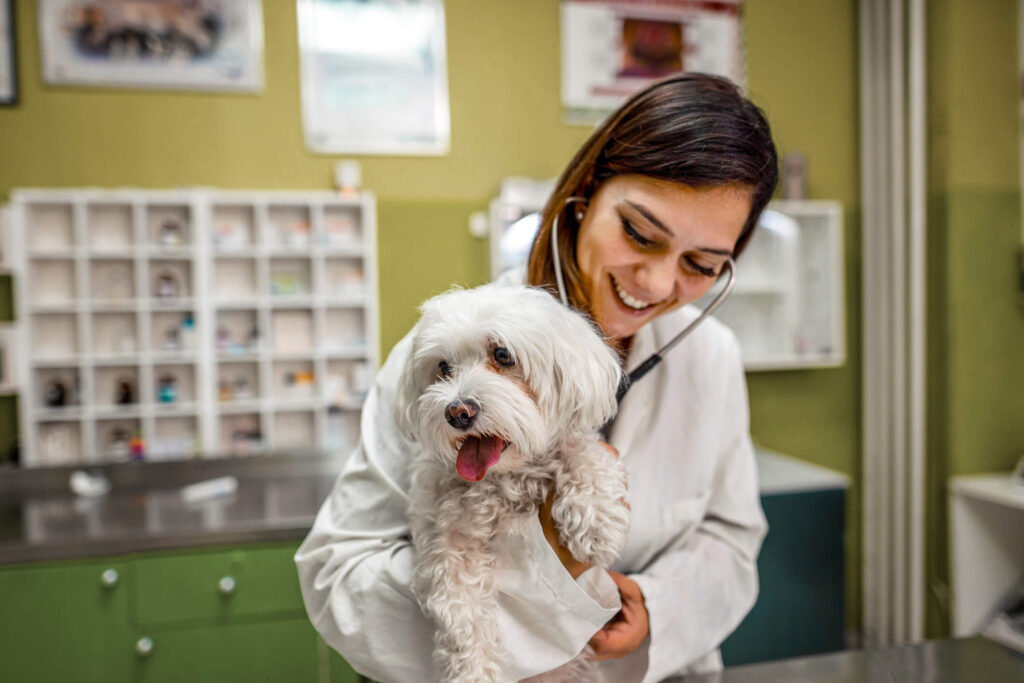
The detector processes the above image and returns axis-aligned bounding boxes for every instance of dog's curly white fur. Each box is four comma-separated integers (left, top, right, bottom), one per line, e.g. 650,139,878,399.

395,286,630,683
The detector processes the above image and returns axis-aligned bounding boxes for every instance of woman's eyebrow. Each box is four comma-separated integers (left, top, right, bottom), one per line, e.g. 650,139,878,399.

625,199,734,256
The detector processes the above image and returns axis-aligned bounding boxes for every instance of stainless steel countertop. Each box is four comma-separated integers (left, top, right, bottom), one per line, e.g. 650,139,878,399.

0,454,342,565
676,637,1024,682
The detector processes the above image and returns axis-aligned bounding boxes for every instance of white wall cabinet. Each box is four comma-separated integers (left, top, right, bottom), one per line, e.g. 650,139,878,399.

488,179,846,371
10,189,378,467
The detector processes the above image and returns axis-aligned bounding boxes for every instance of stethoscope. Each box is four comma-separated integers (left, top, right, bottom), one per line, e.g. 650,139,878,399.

550,197,738,405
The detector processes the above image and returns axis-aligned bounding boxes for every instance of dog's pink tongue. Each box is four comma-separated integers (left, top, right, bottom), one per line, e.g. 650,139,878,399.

456,436,504,482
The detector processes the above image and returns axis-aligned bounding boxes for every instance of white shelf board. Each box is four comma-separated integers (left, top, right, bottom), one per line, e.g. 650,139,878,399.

30,303,81,314
272,399,321,412
323,348,370,360
269,296,316,309
29,250,76,259
36,407,84,422
93,405,143,419
950,473,1024,511
323,295,368,308
322,245,366,257
214,298,261,309
213,248,260,258
89,248,135,258
217,399,263,414
149,298,195,311
31,357,80,368
147,247,194,259
90,300,141,312
151,402,198,416
216,351,261,362
150,351,200,363
744,353,847,372
92,354,146,366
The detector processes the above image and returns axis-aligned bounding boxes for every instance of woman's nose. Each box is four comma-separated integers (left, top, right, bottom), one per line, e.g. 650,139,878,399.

635,257,677,301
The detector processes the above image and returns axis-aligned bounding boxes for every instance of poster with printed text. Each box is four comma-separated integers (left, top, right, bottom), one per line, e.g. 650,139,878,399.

561,0,744,123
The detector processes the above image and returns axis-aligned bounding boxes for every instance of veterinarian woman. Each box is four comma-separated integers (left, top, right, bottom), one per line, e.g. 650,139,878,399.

296,73,778,682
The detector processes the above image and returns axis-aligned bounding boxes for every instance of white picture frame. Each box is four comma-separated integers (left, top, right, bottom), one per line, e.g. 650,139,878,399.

37,0,264,92
297,0,451,155
560,0,744,124
0,0,16,105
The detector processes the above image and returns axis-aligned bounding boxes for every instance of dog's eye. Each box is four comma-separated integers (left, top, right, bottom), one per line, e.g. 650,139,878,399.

438,360,452,378
493,347,514,367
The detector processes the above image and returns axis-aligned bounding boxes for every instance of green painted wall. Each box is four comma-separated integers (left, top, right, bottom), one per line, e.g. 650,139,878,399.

926,0,1024,637
0,0,864,630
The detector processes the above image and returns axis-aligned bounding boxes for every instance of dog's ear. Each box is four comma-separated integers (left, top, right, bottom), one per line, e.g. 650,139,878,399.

393,329,423,442
547,313,621,434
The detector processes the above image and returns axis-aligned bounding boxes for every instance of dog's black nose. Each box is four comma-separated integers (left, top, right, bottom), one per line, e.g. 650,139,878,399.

445,399,479,430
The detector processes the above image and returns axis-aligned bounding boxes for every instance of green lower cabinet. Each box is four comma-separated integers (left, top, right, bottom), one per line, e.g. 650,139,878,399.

0,559,132,683
0,542,364,682
134,618,320,682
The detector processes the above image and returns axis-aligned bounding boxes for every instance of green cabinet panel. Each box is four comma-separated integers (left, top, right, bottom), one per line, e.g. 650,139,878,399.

327,645,363,683
0,559,132,683
721,489,846,665
134,618,319,682
133,543,305,625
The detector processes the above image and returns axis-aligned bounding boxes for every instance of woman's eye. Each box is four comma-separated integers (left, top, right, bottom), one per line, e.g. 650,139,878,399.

683,256,717,277
621,217,654,247
492,347,514,367
438,360,452,377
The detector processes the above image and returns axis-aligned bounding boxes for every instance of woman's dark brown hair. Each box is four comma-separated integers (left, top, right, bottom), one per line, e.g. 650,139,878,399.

527,73,778,314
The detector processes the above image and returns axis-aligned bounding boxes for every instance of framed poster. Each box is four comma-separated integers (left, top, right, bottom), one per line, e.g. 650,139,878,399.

297,0,451,155
561,0,744,123
37,0,264,92
0,0,16,105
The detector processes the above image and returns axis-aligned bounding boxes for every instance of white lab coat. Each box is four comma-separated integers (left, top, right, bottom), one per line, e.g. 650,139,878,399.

295,277,767,683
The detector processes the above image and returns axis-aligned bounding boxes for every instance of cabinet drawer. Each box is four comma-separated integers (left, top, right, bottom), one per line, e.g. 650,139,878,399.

133,544,305,625
134,617,319,682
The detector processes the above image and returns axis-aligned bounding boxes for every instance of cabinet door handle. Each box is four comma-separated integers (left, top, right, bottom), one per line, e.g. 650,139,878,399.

218,575,236,596
100,568,119,588
135,637,154,658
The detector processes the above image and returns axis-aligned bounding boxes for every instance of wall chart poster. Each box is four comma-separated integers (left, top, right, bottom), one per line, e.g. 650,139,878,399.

561,0,744,123
37,0,264,92
297,0,451,156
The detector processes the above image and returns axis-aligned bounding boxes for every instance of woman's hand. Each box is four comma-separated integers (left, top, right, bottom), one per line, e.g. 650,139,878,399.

588,571,650,660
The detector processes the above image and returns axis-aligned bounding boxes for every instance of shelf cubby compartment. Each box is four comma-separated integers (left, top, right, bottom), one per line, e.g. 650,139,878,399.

95,417,142,461
26,203,75,252
216,361,260,405
268,205,312,248
35,367,81,410
29,258,78,307
31,314,79,359
151,416,200,460
271,309,314,355
94,365,140,409
324,257,366,299
324,308,367,354
273,360,316,404
35,421,83,466
212,204,256,251
92,312,139,356
325,406,360,454
218,412,263,456
269,257,311,298
150,259,193,300
216,309,261,355
214,256,258,301
90,258,136,302
273,410,316,450
86,204,134,252
150,310,197,353
323,205,363,248
324,359,371,408
154,364,196,405
146,204,192,249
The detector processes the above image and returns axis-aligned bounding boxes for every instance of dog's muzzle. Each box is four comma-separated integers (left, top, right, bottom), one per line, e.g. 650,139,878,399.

445,399,479,430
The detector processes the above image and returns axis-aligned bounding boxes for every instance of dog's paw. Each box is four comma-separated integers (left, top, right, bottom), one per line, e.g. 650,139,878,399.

562,499,630,567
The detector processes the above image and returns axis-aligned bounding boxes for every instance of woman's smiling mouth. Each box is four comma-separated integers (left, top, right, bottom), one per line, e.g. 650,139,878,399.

611,275,659,311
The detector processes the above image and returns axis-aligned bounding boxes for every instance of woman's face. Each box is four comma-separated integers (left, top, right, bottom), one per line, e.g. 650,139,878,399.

575,175,752,341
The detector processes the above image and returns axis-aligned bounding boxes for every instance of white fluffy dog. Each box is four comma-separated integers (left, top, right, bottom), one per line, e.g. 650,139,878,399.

395,285,631,683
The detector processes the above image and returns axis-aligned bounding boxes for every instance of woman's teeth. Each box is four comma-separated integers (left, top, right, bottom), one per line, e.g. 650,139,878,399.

613,278,652,310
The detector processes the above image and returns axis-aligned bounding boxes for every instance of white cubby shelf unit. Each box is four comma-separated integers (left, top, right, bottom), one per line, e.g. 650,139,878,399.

10,188,379,467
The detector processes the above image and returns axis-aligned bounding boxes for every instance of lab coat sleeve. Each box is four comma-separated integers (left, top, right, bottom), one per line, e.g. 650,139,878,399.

629,337,768,683
295,331,621,683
